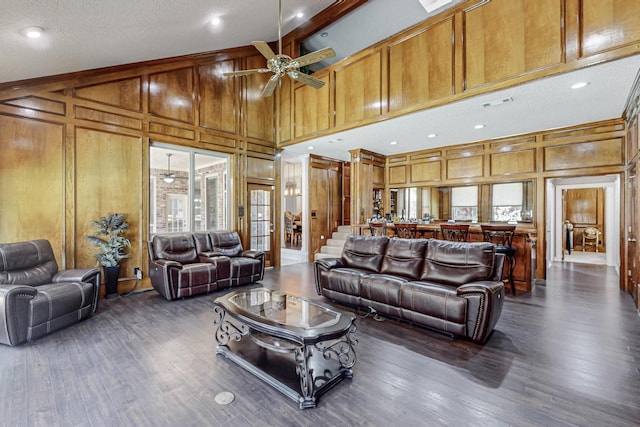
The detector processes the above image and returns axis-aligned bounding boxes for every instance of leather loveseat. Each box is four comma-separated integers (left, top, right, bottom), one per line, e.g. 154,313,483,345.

148,231,265,301
0,239,100,346
314,235,505,344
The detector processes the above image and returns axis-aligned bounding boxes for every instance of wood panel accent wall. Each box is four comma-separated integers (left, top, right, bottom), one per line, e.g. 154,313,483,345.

284,0,640,146
0,46,276,293
566,187,605,251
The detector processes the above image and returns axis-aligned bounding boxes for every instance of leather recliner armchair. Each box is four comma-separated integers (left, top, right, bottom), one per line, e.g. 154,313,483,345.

0,239,100,346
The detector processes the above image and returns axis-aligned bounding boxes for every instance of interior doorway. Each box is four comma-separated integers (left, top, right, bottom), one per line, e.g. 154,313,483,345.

546,175,620,271
247,183,274,268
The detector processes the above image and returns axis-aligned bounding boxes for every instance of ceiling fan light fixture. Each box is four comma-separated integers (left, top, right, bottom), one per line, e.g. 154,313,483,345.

163,176,175,184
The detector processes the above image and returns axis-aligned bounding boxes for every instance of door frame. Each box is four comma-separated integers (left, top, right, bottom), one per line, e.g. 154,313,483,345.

547,174,620,270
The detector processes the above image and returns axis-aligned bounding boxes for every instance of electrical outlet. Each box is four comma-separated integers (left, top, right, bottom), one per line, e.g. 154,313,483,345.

134,267,142,280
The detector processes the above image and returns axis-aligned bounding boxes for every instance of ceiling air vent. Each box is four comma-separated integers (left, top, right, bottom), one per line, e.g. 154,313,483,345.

482,97,514,107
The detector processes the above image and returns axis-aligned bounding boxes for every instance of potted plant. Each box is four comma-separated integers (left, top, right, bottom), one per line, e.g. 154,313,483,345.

86,213,131,299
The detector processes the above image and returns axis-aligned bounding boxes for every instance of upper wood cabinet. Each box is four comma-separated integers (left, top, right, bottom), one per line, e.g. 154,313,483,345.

581,0,640,57
388,17,455,111
334,49,384,128
464,0,562,90
285,0,640,144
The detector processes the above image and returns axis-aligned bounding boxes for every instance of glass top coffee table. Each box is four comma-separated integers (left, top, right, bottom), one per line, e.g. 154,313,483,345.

213,287,357,409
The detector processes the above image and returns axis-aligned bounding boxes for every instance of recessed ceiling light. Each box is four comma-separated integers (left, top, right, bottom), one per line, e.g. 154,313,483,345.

308,146,314,150
296,12,304,18
390,141,397,145
21,26,44,38
571,82,590,89
474,124,485,129
211,17,221,26
427,133,437,138
321,32,329,38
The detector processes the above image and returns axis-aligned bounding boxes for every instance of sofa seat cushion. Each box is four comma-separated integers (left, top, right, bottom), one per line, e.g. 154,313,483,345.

360,274,407,317
176,263,217,298
399,281,467,335
380,238,427,280
29,282,95,340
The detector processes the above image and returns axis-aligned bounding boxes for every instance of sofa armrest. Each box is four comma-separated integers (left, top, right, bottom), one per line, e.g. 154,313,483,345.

148,259,184,300
0,285,37,346
52,268,100,284
313,258,345,295
457,280,505,344
153,259,183,269
52,267,101,312
241,249,264,259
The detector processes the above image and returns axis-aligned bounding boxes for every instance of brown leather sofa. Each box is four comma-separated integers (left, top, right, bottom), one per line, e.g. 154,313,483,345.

314,235,505,344
148,231,265,301
0,239,100,346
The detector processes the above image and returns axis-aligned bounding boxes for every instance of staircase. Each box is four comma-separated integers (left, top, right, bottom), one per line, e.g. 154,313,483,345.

314,225,351,261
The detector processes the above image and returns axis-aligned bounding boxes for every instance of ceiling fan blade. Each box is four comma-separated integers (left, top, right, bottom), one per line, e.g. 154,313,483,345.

252,41,276,60
261,75,280,97
293,47,336,68
223,68,269,76
287,71,325,89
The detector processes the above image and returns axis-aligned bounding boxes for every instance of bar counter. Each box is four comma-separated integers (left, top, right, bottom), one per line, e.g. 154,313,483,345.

351,223,536,292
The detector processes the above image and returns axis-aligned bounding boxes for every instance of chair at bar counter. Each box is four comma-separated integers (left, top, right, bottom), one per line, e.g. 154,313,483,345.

369,221,388,237
394,222,418,238
481,224,517,295
439,223,470,242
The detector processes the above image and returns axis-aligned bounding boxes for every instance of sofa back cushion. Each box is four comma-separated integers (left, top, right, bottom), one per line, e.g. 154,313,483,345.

210,231,243,257
342,235,389,273
193,232,212,253
421,239,495,286
380,238,427,280
151,234,198,264
0,239,58,286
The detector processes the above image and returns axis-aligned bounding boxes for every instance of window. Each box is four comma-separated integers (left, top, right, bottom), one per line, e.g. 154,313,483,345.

492,182,523,221
451,186,478,221
150,145,229,234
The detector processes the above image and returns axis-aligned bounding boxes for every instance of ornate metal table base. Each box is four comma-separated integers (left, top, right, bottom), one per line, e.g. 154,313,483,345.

213,305,357,409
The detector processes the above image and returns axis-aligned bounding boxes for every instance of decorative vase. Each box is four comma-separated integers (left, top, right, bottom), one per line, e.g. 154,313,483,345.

104,265,120,299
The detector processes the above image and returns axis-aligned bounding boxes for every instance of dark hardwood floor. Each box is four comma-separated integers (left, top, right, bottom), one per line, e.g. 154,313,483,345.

2,261,640,426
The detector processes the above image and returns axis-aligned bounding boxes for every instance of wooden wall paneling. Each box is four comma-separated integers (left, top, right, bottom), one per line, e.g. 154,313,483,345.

74,77,142,112
74,106,142,130
0,115,65,264
148,122,195,141
199,60,237,134
334,49,383,127
389,164,408,185
278,41,295,144
199,132,238,151
410,161,442,183
464,0,562,90
388,17,455,111
74,128,142,278
293,72,330,138
246,157,276,180
3,96,66,115
581,0,640,57
446,155,484,180
544,138,624,171
148,68,195,124
490,149,536,176
244,55,275,142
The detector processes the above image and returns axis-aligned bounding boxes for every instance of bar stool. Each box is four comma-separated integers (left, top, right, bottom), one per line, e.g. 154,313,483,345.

481,224,517,295
394,222,418,238
439,223,470,242
369,221,388,237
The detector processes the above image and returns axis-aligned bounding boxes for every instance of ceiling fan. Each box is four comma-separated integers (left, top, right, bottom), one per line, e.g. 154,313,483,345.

162,153,185,183
223,0,336,97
